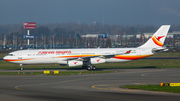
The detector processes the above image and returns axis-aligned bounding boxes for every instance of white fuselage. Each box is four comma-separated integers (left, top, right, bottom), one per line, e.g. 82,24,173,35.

3,48,153,65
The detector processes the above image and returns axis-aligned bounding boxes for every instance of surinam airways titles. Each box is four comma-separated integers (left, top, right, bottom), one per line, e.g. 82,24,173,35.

38,51,71,54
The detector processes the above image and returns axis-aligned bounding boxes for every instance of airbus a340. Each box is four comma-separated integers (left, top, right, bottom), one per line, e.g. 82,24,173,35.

3,25,170,70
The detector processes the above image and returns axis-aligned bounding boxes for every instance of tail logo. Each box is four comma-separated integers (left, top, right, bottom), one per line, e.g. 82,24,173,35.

155,35,165,41
151,35,165,46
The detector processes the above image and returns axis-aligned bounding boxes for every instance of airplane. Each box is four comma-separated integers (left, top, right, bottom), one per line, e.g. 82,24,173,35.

3,25,170,70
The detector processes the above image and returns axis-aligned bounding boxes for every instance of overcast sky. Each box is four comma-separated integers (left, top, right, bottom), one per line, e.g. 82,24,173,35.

1,0,180,26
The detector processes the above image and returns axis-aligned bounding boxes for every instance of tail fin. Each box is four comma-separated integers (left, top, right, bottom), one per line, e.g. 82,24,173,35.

138,25,170,48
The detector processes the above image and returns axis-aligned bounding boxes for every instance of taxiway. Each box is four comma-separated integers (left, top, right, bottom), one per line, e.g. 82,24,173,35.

0,68,180,101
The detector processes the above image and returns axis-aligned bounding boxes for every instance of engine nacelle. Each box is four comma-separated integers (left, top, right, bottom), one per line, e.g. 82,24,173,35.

91,58,105,64
67,61,83,67
57,60,67,66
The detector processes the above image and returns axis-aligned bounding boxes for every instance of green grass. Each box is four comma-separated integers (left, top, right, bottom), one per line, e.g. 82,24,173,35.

0,72,43,75
152,52,180,57
0,53,8,58
121,85,180,93
0,71,113,76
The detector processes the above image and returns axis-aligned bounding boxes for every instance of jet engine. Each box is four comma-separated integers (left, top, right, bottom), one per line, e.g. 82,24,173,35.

67,61,83,67
91,58,105,64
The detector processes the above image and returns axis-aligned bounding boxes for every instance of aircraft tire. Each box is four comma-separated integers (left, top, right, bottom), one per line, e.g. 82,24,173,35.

92,66,96,70
87,66,91,70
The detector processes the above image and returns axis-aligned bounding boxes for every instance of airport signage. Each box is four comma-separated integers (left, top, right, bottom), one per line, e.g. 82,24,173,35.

160,83,169,86
98,33,107,38
98,35,104,38
54,71,59,74
23,22,36,29
170,83,180,86
23,35,36,39
160,83,180,86
44,71,50,74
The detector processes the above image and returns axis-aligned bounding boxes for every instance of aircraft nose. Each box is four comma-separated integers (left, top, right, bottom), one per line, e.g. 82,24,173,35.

3,56,7,61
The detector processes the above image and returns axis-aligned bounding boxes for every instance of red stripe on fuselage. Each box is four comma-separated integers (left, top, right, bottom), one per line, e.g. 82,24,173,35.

4,58,35,62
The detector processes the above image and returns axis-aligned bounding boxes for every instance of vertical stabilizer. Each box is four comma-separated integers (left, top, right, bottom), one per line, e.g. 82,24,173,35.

138,25,170,48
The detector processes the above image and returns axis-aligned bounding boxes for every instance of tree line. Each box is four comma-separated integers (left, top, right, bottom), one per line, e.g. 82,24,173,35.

0,23,180,48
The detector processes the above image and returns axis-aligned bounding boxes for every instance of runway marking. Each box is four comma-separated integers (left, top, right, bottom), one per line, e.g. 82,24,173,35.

92,84,161,93
14,77,139,101
15,86,25,90
15,77,95,91
92,83,180,95
92,85,109,90
151,92,168,94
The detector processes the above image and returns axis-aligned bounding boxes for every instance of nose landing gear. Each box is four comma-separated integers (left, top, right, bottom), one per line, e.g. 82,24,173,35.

20,64,23,70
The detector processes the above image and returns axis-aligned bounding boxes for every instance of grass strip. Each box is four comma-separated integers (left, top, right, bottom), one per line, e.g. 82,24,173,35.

121,85,180,93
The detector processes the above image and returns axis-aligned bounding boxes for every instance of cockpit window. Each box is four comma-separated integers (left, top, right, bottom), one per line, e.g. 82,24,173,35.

7,54,13,56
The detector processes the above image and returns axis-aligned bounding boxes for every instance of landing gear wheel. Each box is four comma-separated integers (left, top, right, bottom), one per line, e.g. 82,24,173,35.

92,66,96,70
87,66,91,70
20,64,23,70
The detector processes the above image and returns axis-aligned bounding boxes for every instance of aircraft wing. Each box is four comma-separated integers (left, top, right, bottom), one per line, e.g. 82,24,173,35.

61,55,100,61
98,54,123,59
61,53,125,61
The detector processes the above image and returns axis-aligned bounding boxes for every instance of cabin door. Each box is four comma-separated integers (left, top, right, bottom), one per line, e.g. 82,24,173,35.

18,52,22,59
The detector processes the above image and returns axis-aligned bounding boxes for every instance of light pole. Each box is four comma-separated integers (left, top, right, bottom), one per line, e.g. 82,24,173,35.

53,33,57,49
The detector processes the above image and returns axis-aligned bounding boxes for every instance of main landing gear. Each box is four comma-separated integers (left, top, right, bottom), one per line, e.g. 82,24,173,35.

81,60,96,70
87,66,96,70
81,66,96,70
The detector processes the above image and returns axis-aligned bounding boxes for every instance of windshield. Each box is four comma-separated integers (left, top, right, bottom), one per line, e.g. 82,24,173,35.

7,54,13,56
